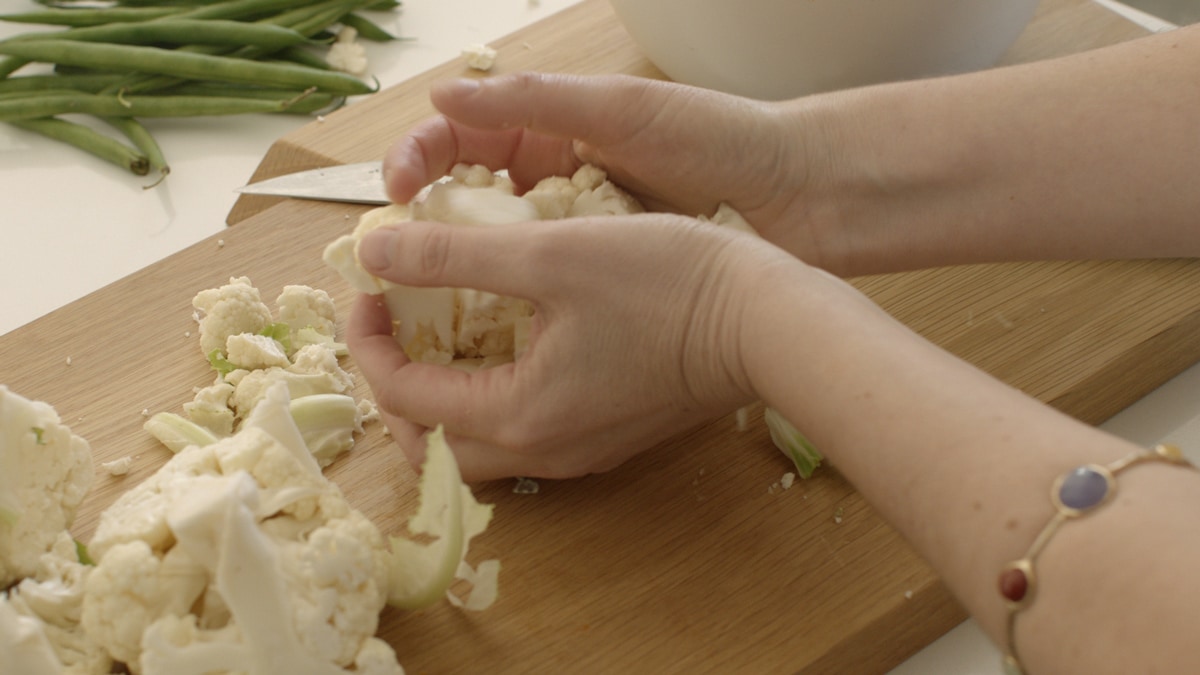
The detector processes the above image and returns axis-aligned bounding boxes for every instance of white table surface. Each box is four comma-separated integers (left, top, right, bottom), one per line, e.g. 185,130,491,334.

1,1,1196,673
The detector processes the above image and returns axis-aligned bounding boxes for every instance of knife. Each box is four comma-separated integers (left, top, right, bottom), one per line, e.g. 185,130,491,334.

236,161,390,205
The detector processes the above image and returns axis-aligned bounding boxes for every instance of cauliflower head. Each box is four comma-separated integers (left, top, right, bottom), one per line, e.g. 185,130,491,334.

323,163,643,368
0,386,94,588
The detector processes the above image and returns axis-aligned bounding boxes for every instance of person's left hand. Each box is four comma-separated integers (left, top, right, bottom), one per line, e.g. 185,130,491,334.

346,213,792,482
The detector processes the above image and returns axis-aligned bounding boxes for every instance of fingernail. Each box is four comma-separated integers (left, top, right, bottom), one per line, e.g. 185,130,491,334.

359,229,395,271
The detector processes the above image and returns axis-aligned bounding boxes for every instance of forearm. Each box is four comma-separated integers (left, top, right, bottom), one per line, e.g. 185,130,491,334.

786,24,1200,276
741,263,1200,672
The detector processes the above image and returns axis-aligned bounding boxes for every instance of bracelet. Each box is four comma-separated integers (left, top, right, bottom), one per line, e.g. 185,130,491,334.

998,443,1195,675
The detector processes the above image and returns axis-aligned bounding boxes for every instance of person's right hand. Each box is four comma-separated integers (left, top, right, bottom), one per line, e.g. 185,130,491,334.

382,73,838,268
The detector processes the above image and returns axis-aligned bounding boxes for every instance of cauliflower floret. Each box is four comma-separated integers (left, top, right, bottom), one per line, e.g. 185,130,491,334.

570,163,607,191
192,277,273,358
276,285,337,341
83,386,396,674
568,179,645,217
0,594,63,675
225,333,290,370
182,381,235,437
0,386,94,588
3,533,112,675
522,175,580,219
227,344,354,418
450,162,504,189
326,26,368,76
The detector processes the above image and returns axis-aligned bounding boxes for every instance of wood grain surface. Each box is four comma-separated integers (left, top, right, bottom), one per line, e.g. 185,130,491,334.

3,1,1195,674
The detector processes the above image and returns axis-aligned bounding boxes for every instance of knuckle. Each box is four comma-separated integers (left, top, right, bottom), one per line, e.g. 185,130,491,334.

414,224,455,281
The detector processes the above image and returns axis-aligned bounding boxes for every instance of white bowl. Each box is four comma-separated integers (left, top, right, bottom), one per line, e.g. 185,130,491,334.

610,0,1040,100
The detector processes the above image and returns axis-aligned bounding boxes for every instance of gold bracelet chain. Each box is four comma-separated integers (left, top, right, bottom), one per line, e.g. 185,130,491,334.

998,443,1195,675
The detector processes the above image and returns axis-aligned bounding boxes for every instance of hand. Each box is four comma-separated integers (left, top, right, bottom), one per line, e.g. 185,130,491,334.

382,73,836,267
346,214,795,482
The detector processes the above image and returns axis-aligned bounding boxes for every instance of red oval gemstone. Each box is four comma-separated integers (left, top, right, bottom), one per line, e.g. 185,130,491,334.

999,567,1028,603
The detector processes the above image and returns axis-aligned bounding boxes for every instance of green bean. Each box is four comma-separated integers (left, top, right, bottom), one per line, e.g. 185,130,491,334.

0,87,85,100
0,56,28,78
0,91,306,121
0,40,375,94
271,45,332,71
162,82,340,112
8,117,149,175
175,0,329,22
103,116,168,185
0,8,184,27
4,20,317,49
338,12,395,41
0,73,124,93
264,0,374,32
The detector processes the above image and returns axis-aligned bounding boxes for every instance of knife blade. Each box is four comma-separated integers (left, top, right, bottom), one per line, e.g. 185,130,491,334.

236,161,390,205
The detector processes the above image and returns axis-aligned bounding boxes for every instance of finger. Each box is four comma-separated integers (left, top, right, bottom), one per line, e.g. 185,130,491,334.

357,220,549,300
383,115,531,204
431,73,663,148
384,73,676,203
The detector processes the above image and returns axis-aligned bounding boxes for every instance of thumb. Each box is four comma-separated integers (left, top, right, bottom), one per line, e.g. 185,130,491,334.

358,221,539,298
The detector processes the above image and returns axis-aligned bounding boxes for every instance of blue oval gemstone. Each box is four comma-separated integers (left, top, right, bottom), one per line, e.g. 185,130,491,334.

1059,466,1110,511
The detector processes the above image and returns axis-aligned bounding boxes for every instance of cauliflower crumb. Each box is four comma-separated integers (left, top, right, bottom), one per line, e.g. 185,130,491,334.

780,472,796,490
327,26,368,76
462,43,497,71
904,590,914,600
357,398,380,424
100,456,134,476
513,477,539,495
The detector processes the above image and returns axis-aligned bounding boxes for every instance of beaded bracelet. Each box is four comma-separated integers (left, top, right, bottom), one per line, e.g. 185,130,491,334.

998,443,1195,675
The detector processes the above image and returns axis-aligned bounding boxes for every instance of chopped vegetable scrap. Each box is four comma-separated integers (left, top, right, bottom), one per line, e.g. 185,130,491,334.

1,382,499,674
145,277,364,468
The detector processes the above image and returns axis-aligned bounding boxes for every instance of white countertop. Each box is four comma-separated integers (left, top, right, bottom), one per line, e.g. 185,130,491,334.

1,1,1196,673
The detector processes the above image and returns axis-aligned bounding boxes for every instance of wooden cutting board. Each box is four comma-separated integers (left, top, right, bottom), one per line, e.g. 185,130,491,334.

3,1,1196,673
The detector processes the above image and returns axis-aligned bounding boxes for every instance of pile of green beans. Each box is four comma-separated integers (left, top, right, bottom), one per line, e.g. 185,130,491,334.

0,0,401,183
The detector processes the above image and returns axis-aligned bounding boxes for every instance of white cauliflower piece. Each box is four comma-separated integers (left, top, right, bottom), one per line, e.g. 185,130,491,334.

326,26,368,76
0,595,63,675
0,386,94,588
83,385,395,674
224,333,290,371
461,43,497,71
192,277,273,359
274,282,340,348
3,533,112,675
567,176,645,217
226,344,354,419
522,175,579,219
182,381,235,437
